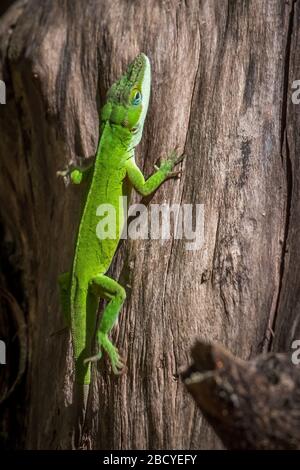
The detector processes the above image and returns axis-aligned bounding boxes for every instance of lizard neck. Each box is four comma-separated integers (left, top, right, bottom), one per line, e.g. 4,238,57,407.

96,121,134,160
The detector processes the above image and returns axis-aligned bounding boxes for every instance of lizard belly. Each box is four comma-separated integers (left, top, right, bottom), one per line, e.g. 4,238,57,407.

74,169,128,277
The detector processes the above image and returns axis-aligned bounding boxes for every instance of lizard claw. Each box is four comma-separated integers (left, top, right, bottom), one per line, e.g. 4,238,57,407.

83,351,102,365
174,152,185,165
167,169,182,179
56,168,71,187
111,355,126,375
84,342,126,375
108,345,126,374
154,148,185,173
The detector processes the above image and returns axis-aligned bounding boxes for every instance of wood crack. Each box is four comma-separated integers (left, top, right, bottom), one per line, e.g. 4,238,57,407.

267,0,296,351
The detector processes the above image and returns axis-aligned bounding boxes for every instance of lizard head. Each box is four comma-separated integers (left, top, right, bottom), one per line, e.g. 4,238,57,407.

101,53,151,147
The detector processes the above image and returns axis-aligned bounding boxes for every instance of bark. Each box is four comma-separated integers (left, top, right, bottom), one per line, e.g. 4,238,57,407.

183,341,300,450
0,0,299,450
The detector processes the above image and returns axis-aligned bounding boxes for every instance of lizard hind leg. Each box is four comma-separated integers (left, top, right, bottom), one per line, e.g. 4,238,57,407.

84,274,126,374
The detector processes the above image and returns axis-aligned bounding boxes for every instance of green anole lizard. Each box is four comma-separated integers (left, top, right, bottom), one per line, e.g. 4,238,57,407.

57,53,183,402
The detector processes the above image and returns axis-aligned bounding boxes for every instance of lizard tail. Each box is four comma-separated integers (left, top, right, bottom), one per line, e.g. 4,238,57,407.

71,280,93,385
73,383,90,448
70,281,93,446
83,383,89,411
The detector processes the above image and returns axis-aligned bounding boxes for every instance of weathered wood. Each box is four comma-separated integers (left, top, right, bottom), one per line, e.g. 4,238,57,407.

0,0,298,449
183,340,300,450
272,0,300,353
0,1,14,17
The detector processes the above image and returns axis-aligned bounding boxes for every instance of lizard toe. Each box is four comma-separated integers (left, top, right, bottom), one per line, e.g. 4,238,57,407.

83,351,102,365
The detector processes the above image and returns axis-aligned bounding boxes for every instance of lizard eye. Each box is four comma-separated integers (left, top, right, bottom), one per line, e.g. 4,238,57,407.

132,90,142,106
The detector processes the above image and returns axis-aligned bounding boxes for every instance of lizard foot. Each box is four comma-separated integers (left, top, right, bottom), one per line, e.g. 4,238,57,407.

99,332,126,374
84,333,126,374
56,168,71,186
83,351,102,364
155,148,185,175
167,169,182,179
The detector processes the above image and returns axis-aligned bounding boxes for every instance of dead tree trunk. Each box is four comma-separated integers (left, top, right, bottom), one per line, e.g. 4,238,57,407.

183,341,300,450
0,0,298,450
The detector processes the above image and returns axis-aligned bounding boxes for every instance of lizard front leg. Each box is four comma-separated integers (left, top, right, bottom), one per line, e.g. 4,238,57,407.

125,150,184,196
57,156,95,185
84,274,126,374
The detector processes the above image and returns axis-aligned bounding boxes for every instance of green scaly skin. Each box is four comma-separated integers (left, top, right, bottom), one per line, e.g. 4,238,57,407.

58,53,183,395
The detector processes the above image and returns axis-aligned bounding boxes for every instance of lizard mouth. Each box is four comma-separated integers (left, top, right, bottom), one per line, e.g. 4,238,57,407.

130,126,139,134
127,53,149,85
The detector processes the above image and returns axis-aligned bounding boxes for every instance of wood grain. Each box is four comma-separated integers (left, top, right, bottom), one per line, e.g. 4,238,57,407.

183,341,300,450
0,0,298,449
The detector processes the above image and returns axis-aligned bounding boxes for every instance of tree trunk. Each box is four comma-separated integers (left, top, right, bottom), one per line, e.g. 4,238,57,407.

183,341,300,450
0,0,298,450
